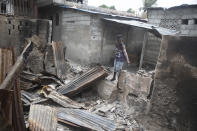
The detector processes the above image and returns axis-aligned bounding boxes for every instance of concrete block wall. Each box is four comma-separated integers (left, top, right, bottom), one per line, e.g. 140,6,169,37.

143,33,161,66
0,16,51,54
143,10,163,67
144,6,197,67
61,10,93,64
89,15,104,64
99,21,145,65
101,21,128,65
127,27,145,65
38,7,145,65
148,7,197,36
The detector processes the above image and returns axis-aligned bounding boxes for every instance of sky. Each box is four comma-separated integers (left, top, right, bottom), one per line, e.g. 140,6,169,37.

88,0,197,11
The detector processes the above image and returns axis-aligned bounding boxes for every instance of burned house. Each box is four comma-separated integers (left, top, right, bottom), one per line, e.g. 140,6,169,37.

37,0,146,65
0,0,197,131
37,0,176,70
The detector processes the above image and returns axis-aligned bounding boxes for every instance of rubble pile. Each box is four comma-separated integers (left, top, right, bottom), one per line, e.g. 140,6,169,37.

136,70,155,78
20,61,149,131
0,37,155,131
21,64,111,130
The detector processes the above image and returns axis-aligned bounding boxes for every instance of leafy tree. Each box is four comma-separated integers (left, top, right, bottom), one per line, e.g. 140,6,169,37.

99,4,109,9
99,4,116,10
142,0,157,11
109,5,116,10
127,8,135,14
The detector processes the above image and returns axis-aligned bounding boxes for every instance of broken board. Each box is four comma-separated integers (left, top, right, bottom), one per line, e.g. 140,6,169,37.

52,41,66,80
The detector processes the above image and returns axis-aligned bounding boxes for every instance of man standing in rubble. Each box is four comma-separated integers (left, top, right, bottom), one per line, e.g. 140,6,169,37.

111,34,130,81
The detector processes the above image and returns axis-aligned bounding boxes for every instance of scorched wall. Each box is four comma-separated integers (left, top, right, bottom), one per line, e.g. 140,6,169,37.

149,36,197,131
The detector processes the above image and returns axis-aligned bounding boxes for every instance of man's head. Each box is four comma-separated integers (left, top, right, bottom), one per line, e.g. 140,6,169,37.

116,34,123,43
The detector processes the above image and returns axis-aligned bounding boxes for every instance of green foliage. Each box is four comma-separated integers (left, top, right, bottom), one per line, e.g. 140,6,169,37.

109,5,116,10
127,8,135,14
99,4,109,9
99,4,116,10
142,0,157,11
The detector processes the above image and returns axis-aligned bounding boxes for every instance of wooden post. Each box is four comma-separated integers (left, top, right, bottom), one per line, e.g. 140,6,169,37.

139,31,148,70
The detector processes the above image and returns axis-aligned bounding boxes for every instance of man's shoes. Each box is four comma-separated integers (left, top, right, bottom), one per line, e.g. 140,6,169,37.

111,78,116,81
111,72,116,81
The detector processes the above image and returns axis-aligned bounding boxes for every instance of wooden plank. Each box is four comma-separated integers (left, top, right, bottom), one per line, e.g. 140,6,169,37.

52,41,66,80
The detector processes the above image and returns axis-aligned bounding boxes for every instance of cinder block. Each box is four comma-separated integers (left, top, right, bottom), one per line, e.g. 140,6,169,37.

186,25,196,30
189,19,195,25
189,30,197,36
181,30,190,35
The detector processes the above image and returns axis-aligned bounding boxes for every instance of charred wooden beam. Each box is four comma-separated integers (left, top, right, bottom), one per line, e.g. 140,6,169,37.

0,48,15,84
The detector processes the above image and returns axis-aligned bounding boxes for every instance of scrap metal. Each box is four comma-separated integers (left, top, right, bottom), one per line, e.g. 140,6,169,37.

21,90,47,106
0,48,14,84
41,86,85,109
57,66,108,95
28,104,57,131
20,71,65,90
56,108,116,131
12,78,26,131
0,35,45,131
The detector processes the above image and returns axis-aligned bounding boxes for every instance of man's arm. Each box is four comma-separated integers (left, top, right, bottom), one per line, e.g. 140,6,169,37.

122,44,130,64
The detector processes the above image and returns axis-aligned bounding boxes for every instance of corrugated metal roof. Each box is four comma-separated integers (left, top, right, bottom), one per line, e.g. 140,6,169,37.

148,4,197,10
56,108,116,131
28,104,57,131
58,5,146,21
57,66,108,96
103,18,178,37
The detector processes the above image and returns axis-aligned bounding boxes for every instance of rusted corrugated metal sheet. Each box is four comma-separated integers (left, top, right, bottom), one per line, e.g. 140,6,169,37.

57,66,108,95
0,48,26,131
56,108,116,131
0,40,34,90
21,90,48,106
52,41,66,80
29,104,57,131
0,48,14,84
42,87,85,109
